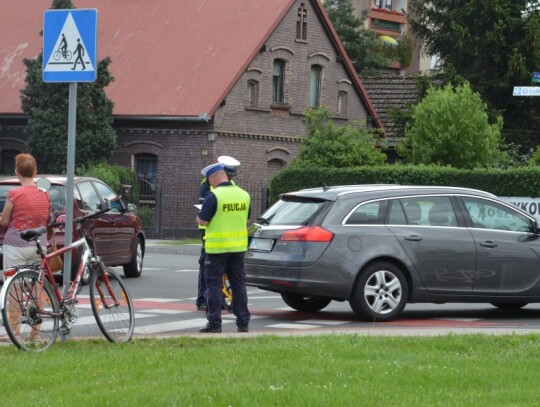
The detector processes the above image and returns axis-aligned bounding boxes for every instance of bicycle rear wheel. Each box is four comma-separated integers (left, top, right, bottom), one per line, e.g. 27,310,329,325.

1,270,60,351
89,262,135,342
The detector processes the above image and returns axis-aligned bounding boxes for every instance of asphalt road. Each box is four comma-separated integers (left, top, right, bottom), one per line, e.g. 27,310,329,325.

127,242,540,338
1,242,540,347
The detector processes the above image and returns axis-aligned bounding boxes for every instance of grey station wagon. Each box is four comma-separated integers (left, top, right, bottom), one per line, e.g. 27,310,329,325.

245,185,540,321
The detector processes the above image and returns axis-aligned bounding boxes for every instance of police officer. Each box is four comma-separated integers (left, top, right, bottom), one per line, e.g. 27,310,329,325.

195,156,240,311
197,163,251,333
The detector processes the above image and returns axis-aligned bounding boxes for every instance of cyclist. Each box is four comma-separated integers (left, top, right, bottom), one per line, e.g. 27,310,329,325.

0,154,50,340
0,154,50,280
59,33,68,58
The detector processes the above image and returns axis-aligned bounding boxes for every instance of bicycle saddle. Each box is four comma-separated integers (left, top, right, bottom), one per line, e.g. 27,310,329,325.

20,226,47,242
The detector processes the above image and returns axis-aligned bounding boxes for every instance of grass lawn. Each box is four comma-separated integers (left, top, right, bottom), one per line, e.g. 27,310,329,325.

2,333,540,406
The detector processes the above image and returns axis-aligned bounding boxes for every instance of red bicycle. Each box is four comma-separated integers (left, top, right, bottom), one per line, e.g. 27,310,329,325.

0,180,135,351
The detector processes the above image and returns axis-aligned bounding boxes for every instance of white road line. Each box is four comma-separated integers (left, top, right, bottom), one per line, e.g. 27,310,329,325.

222,314,265,320
247,295,281,300
134,318,234,334
138,309,190,315
298,319,346,325
267,323,321,329
74,313,153,326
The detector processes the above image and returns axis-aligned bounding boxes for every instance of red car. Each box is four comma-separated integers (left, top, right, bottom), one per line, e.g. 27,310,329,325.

0,175,145,279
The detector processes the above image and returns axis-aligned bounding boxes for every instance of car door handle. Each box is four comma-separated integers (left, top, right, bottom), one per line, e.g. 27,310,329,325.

404,235,423,242
480,241,497,248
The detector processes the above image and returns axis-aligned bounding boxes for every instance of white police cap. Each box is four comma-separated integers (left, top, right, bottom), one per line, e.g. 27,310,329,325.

217,155,240,168
201,163,225,177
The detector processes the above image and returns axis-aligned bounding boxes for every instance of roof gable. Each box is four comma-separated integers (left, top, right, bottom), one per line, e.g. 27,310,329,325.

363,76,422,145
0,0,381,128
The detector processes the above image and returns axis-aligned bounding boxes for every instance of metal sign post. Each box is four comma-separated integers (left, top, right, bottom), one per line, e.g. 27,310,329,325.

43,8,97,341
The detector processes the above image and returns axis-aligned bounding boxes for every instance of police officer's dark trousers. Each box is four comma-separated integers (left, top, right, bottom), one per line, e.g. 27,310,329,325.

196,245,207,307
205,252,250,329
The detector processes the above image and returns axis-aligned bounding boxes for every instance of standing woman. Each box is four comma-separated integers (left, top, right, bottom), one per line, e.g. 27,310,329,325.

0,154,51,277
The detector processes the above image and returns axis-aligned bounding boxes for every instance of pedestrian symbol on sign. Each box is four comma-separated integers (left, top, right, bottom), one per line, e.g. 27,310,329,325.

71,39,86,71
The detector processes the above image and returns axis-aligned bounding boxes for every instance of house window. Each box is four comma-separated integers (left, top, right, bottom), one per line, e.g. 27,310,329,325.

135,153,157,198
309,65,322,107
296,3,307,41
247,80,259,107
337,91,348,115
385,0,392,9
0,149,18,176
374,0,382,7
272,60,285,104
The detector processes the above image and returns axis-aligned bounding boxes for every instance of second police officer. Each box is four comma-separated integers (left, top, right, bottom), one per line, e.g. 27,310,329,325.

196,162,251,333
196,156,241,311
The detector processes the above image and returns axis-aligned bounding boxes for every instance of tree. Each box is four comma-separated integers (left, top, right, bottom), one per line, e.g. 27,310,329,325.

400,82,505,169
20,0,116,173
324,0,389,75
291,107,387,168
408,0,540,149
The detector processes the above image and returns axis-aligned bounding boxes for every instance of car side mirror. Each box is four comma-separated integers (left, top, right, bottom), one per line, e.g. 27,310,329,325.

127,203,137,212
534,220,540,234
36,177,51,192
121,184,132,203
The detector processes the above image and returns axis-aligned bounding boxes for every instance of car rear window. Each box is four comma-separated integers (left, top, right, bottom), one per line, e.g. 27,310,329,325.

0,184,65,212
257,197,327,226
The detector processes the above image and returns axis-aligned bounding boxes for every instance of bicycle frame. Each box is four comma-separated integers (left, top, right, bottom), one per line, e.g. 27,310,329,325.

44,236,91,303
0,235,120,316
0,237,84,312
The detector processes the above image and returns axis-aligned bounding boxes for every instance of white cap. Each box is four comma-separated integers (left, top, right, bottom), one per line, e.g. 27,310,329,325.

217,155,240,168
201,163,225,177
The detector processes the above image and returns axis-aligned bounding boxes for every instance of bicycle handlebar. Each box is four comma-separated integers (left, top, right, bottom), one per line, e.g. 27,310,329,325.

49,204,111,229
19,202,111,243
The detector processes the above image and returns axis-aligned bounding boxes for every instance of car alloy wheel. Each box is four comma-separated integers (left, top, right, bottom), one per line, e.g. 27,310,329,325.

350,262,408,322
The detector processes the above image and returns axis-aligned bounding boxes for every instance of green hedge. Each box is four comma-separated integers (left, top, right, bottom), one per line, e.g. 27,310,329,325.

269,165,540,203
81,163,140,205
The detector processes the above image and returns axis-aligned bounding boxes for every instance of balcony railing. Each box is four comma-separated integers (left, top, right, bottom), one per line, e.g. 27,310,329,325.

369,8,408,25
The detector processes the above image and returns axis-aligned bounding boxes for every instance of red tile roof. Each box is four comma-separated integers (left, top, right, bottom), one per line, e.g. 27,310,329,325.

0,0,382,130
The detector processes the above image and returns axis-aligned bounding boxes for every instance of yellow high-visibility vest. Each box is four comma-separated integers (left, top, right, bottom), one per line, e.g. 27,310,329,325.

204,185,250,254
197,179,236,230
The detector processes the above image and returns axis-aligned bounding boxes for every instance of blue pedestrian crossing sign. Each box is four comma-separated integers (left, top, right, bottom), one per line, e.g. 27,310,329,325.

43,9,98,82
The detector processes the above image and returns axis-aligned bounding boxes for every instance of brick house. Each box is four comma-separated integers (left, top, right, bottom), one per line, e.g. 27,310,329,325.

0,0,383,238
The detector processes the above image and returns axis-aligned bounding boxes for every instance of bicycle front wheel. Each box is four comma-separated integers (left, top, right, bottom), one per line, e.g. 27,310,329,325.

89,263,135,342
1,270,60,352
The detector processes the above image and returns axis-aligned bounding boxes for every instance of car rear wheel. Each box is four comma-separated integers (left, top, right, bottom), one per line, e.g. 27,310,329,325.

350,262,408,322
490,302,527,310
280,292,331,312
123,237,143,278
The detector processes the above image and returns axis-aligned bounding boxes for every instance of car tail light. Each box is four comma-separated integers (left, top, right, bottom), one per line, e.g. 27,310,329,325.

280,226,334,242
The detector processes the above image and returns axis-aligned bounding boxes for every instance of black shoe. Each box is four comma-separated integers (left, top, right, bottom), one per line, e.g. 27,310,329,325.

199,323,222,333
237,326,249,333
196,304,208,311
